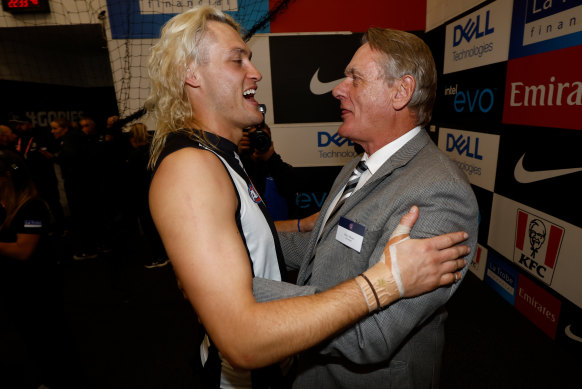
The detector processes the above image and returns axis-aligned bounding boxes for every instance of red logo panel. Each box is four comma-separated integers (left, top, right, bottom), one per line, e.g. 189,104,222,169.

515,275,562,339
503,45,582,130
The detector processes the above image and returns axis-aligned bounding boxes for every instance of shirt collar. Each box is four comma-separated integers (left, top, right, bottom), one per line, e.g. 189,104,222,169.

361,126,421,175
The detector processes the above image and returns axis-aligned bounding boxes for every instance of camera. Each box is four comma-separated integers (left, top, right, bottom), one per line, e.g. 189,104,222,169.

248,126,271,152
248,104,271,152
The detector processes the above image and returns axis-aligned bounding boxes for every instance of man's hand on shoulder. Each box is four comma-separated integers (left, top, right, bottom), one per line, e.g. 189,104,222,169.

356,206,470,311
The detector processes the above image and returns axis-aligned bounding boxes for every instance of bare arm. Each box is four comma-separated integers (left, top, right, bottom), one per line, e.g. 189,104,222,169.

0,234,40,261
150,148,468,369
274,212,319,232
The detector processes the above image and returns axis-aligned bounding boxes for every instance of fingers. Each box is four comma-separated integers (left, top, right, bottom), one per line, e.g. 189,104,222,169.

439,259,467,286
444,258,466,274
428,230,469,250
440,271,462,286
441,245,471,263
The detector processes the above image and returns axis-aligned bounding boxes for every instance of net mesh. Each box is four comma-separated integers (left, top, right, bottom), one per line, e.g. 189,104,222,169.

0,0,294,122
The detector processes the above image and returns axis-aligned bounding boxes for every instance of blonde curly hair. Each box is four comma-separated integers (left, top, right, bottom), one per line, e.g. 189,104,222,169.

146,6,240,169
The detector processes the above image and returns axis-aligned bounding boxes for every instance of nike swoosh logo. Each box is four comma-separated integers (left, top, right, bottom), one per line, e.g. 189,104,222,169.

565,324,582,343
309,68,345,95
514,154,582,184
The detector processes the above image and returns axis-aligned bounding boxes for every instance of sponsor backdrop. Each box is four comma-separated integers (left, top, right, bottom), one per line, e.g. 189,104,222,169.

105,0,582,346
2,0,580,348
429,0,582,349
251,0,582,348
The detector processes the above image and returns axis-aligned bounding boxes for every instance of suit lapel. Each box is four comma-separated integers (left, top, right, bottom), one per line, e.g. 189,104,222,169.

314,131,430,246
299,129,431,284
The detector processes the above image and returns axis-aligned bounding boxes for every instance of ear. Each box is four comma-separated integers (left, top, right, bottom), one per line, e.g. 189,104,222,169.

392,75,415,111
185,67,200,88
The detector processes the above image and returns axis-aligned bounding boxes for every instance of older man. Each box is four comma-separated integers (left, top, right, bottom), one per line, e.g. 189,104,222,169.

258,28,480,388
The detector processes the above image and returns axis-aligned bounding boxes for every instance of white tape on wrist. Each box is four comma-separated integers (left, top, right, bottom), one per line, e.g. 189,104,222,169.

389,244,405,297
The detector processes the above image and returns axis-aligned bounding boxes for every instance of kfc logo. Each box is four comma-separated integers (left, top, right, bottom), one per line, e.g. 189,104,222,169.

514,210,564,285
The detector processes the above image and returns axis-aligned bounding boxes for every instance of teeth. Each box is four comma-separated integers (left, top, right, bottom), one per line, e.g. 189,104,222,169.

243,89,256,96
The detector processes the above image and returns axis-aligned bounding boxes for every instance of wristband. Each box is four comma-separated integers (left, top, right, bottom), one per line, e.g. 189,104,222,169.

355,274,380,312
357,257,400,312
297,218,301,232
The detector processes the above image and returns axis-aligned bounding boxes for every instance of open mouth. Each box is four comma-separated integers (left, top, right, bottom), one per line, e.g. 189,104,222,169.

243,88,257,100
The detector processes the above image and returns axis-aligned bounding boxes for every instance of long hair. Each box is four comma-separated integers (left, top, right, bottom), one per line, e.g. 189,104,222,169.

128,122,151,147
362,28,437,127
0,150,39,230
146,6,240,169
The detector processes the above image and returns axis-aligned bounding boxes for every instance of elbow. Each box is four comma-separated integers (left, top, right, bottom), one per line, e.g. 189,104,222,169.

214,330,271,370
221,344,263,370
227,357,255,371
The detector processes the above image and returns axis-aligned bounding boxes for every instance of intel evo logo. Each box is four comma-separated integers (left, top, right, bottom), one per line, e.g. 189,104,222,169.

445,84,495,113
318,131,353,147
446,133,483,160
453,10,494,47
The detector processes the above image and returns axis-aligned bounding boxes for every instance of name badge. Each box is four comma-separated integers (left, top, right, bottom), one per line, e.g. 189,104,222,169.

335,217,366,252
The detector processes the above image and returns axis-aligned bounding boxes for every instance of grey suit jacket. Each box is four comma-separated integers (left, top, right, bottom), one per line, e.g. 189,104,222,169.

253,129,479,388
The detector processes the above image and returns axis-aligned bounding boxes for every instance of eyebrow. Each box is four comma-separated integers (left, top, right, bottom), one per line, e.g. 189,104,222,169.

228,47,252,60
345,66,363,78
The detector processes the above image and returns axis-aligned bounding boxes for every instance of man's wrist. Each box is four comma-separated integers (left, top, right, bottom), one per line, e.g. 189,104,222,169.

357,260,400,312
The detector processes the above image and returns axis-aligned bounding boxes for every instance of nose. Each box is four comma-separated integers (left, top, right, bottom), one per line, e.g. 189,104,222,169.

247,62,262,82
332,78,348,100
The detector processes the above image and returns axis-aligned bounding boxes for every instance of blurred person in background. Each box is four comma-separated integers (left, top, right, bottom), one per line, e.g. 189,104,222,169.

238,122,298,221
124,122,168,269
43,117,99,260
0,124,18,150
0,150,86,389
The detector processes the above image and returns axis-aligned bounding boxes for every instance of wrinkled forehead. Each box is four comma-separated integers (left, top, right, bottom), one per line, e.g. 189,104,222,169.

345,44,384,77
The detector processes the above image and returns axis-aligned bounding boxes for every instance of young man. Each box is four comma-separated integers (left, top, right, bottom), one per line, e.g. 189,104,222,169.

147,6,471,388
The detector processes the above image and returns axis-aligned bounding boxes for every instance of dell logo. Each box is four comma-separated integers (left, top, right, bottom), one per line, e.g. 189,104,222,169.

446,133,483,160
453,10,494,47
318,132,353,147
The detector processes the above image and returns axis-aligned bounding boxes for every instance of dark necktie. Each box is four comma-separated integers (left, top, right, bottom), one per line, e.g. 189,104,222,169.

302,160,368,284
326,160,368,222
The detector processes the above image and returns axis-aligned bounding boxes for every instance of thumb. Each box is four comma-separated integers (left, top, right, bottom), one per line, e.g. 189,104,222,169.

379,206,420,297
389,206,419,244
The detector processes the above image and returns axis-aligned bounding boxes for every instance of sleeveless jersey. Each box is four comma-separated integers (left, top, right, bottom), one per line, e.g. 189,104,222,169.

154,131,288,388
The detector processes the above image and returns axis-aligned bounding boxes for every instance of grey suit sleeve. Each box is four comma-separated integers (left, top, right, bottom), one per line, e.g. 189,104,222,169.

252,231,319,302
313,172,479,364
278,230,313,271
253,277,319,302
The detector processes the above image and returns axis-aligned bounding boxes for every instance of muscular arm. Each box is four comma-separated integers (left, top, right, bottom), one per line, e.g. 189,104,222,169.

150,148,468,369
